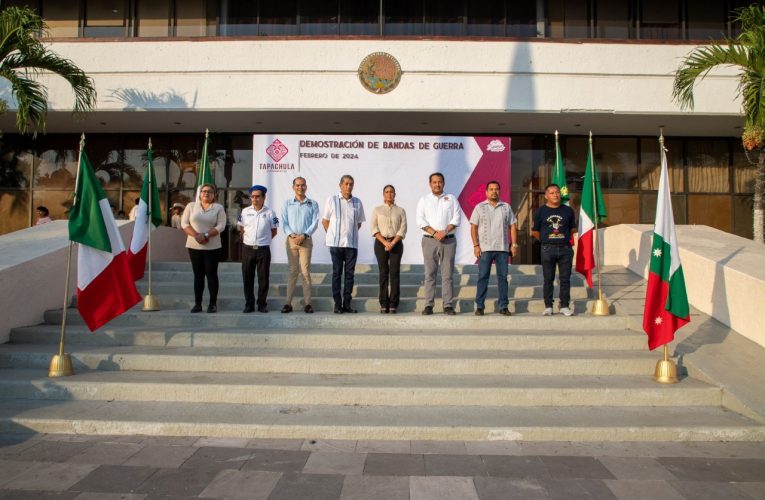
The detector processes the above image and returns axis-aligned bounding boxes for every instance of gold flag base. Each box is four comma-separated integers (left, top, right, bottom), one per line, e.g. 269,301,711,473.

591,298,610,316
653,345,679,384
654,358,679,384
142,293,160,311
48,353,74,378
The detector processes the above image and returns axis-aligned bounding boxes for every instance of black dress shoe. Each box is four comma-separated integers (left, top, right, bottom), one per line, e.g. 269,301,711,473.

334,304,343,314
257,305,269,313
444,306,456,316
190,304,202,313
281,304,293,313
207,304,217,313
422,306,433,315
499,307,512,316
304,304,314,314
342,306,358,314
475,308,484,316
243,305,255,313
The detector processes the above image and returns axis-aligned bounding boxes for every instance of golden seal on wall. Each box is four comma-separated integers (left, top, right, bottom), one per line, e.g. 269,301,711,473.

358,52,402,94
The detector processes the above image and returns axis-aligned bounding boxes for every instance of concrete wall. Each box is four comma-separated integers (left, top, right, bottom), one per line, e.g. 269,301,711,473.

602,224,765,348
0,222,187,343
33,40,739,115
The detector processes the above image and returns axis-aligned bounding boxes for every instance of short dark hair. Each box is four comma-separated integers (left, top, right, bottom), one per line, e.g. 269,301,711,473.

36,206,49,216
544,183,560,192
340,174,354,184
429,172,444,183
383,184,395,193
293,176,306,186
486,180,501,190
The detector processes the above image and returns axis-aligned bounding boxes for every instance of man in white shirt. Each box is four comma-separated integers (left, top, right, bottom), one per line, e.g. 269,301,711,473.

415,172,461,315
470,180,518,316
238,185,279,313
322,174,365,314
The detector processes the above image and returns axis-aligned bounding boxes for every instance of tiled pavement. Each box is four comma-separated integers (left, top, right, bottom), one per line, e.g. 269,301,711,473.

0,434,764,499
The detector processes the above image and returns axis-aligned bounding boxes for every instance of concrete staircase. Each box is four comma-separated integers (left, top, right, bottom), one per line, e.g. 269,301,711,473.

0,262,764,441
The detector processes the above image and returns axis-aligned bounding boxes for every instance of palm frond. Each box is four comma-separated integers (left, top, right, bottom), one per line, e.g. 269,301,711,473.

672,43,745,110
0,6,94,134
0,67,48,133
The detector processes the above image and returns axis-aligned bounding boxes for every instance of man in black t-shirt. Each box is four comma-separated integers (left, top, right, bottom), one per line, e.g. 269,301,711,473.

531,184,577,316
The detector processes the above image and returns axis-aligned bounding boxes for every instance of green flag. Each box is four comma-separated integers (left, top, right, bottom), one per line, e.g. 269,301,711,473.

196,129,213,198
552,131,569,204
69,147,111,253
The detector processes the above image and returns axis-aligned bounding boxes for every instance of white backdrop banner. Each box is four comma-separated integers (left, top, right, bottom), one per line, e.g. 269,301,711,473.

252,134,511,264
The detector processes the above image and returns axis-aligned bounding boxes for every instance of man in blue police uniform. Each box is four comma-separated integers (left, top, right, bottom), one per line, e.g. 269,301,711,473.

238,185,279,313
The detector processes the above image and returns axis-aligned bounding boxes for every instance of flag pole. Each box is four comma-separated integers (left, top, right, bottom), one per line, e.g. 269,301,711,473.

653,129,679,384
142,137,159,311
49,133,86,378
589,131,610,316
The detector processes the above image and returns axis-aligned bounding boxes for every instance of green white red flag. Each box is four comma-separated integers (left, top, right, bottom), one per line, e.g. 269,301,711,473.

552,131,570,205
68,142,141,331
575,136,607,288
127,145,162,281
643,138,690,350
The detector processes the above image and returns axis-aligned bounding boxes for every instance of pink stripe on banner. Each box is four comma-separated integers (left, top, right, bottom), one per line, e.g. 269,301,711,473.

457,137,511,218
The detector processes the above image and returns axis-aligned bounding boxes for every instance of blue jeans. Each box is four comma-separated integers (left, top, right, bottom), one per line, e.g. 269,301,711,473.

476,251,509,309
329,246,358,308
541,244,573,308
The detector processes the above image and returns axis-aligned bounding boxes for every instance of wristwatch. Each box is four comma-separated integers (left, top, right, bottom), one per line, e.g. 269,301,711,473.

204,232,209,239
511,243,519,248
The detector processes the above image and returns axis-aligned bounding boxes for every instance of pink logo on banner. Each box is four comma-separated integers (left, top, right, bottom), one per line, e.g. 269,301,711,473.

457,137,511,215
266,139,289,162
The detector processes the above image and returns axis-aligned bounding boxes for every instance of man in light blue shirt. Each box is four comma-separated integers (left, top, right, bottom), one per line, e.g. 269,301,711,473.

281,177,320,314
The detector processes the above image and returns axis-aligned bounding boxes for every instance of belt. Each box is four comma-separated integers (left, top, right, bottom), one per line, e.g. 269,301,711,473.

378,237,395,241
423,234,455,239
542,243,567,247
243,244,269,250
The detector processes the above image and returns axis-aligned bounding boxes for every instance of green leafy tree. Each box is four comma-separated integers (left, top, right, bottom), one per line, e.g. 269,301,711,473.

0,6,96,134
673,5,765,243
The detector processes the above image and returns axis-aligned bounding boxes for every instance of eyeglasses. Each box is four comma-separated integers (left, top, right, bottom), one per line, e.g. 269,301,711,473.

200,190,214,194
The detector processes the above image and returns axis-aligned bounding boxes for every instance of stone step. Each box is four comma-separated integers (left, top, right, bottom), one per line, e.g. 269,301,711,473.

9,326,646,350
1,399,763,441
116,297,596,314
150,262,546,274
0,370,722,407
137,272,587,286
134,283,593,300
41,309,630,329
0,345,658,376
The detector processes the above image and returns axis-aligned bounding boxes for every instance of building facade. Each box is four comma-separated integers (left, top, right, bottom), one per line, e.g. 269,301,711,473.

0,0,758,262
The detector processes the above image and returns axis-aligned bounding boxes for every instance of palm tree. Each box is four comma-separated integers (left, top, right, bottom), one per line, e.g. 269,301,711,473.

0,6,96,134
673,5,765,243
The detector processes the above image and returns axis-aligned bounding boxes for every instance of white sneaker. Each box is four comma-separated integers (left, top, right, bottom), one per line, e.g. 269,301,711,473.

542,307,553,316
560,307,574,317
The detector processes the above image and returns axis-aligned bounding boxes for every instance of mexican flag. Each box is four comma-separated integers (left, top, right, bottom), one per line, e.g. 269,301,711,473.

552,131,570,205
575,136,607,288
69,145,141,332
127,146,162,281
643,139,690,350
196,129,213,199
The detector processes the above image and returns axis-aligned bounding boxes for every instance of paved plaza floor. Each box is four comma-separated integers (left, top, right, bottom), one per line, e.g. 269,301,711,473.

0,433,763,499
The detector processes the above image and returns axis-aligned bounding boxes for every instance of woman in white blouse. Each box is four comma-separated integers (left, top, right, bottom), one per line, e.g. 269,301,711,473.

370,185,407,313
181,184,226,313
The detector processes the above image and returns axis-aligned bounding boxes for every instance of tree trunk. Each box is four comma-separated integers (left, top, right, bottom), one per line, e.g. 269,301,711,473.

755,150,765,243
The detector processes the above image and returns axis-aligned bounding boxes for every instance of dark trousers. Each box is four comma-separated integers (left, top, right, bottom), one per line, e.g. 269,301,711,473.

329,246,358,308
541,244,573,308
242,245,271,308
374,240,403,308
188,248,220,306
